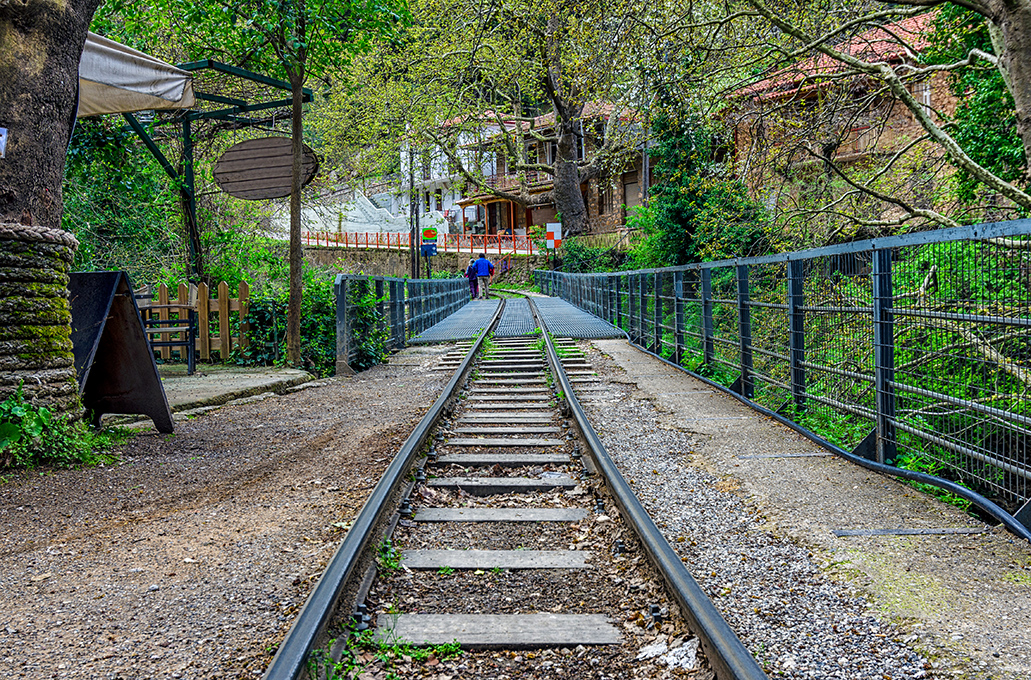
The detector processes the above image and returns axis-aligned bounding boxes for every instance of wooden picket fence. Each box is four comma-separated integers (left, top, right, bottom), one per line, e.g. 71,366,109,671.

138,281,250,362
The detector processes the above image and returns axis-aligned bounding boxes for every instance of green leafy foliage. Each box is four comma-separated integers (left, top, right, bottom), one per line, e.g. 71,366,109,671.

314,629,462,679
925,7,1027,212
346,279,389,370
240,266,339,376
0,388,122,469
63,118,183,282
627,116,769,268
560,237,624,273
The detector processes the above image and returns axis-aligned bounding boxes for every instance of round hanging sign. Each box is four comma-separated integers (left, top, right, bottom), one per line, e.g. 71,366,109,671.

213,137,319,200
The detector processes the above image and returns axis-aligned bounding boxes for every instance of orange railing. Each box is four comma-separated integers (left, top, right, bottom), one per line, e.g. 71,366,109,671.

303,231,539,255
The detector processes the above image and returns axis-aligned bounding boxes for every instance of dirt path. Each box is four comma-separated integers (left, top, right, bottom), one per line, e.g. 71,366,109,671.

0,344,450,679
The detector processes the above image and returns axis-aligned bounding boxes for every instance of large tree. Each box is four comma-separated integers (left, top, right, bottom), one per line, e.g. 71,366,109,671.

322,0,658,237
0,0,101,410
660,1,1031,236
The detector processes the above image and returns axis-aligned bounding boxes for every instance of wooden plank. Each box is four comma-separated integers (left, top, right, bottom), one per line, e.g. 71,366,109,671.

376,614,621,649
465,397,551,402
457,417,555,423
238,281,250,350
466,403,554,410
197,282,210,361
468,388,550,394
415,508,587,522
450,427,561,434
218,281,230,359
401,549,590,570
427,477,576,495
446,438,565,447
434,453,569,466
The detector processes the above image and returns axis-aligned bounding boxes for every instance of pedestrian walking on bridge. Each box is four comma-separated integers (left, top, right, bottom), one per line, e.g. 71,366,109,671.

464,258,478,300
475,253,494,299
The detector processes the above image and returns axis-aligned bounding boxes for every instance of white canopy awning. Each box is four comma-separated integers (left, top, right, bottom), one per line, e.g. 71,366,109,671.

77,32,196,118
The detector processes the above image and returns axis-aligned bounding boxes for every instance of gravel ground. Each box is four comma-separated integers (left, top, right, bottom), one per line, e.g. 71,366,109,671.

348,341,711,680
0,345,452,679
4,334,1028,680
581,338,1031,680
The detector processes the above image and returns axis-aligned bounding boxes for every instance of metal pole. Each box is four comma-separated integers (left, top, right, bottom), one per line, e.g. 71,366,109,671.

788,259,806,408
701,268,714,366
182,118,203,279
653,271,663,353
872,249,897,464
736,264,754,399
674,270,685,365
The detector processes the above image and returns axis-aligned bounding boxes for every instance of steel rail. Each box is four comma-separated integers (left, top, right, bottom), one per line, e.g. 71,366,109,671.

263,300,506,680
528,298,769,680
621,337,1031,544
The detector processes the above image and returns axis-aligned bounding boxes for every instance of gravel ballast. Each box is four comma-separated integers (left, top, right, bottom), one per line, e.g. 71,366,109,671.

582,338,1031,680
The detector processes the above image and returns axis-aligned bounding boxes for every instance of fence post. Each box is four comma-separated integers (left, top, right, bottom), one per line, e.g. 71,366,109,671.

218,281,231,359
736,264,754,399
177,282,190,363
787,259,806,408
335,276,355,375
701,268,714,365
604,275,612,322
674,270,685,365
872,249,897,464
375,278,386,343
197,282,211,361
628,274,639,343
392,279,406,349
615,275,623,330
653,272,663,353
238,281,250,351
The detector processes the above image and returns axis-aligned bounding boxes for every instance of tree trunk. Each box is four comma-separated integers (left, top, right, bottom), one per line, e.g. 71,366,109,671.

552,117,589,237
0,0,100,227
0,0,100,412
286,69,304,366
996,4,1031,174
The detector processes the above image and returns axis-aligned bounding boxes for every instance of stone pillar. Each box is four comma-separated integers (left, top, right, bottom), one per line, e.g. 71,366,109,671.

0,223,79,412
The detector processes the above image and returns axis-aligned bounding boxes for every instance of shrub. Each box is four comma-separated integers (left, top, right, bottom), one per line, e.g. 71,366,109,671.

239,266,338,377
0,387,119,468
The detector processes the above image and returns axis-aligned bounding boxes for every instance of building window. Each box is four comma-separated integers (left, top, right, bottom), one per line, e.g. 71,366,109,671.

599,181,614,215
914,79,932,108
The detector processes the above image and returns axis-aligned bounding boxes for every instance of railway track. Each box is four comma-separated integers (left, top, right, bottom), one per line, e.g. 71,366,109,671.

264,298,766,680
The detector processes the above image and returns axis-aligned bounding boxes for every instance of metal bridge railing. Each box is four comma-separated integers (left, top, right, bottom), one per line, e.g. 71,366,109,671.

536,219,1031,522
334,274,468,372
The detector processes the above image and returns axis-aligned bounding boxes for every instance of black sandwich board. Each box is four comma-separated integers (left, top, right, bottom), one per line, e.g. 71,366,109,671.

68,271,174,433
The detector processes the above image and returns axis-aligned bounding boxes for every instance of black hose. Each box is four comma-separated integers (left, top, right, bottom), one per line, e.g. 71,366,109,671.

625,339,1031,544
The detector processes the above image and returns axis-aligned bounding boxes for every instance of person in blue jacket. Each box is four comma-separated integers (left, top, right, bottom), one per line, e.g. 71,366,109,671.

464,258,478,300
474,253,494,299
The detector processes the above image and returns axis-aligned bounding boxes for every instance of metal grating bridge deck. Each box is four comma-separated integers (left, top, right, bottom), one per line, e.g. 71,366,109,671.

532,297,624,339
409,299,501,344
495,299,537,337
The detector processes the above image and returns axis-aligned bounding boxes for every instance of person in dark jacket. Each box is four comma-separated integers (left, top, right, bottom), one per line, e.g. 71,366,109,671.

464,258,478,300
474,253,494,299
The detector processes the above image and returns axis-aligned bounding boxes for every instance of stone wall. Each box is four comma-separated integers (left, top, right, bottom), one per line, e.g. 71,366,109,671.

0,223,79,412
303,246,547,284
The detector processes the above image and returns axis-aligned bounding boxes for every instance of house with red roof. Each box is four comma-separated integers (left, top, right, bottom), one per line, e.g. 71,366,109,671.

429,102,650,238
727,13,958,220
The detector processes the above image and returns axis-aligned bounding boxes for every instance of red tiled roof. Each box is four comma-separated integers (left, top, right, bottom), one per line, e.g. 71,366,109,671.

733,13,934,102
